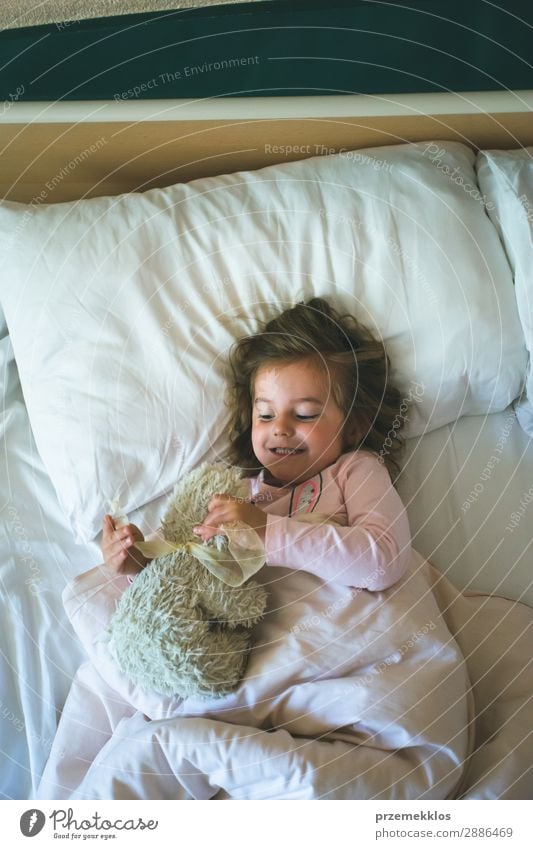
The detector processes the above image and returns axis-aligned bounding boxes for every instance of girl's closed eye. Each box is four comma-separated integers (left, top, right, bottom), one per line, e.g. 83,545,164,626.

257,412,318,421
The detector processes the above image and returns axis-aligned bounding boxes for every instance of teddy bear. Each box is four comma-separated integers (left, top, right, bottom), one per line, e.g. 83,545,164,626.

106,463,268,699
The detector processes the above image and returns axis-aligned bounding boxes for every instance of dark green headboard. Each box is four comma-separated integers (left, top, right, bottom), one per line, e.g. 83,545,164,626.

1,0,532,101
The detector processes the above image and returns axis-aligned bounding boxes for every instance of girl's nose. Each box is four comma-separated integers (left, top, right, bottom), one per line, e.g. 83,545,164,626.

273,417,293,436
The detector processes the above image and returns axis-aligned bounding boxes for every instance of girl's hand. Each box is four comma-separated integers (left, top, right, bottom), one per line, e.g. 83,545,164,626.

101,514,148,576
192,494,267,543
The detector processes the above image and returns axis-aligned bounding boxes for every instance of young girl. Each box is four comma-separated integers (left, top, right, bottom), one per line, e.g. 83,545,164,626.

102,297,411,591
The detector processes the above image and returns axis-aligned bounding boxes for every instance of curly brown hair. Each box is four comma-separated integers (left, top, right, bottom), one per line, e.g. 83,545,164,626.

223,297,406,484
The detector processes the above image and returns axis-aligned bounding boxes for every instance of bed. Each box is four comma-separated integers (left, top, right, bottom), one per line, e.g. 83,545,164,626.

1,0,532,802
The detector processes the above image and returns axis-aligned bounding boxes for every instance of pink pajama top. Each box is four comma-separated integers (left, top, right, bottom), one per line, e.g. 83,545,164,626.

248,449,411,591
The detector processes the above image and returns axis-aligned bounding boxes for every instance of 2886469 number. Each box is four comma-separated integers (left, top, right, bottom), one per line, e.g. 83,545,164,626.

462,828,513,838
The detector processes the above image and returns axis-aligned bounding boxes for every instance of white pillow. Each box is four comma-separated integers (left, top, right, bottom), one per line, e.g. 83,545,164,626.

0,140,526,542
476,148,533,435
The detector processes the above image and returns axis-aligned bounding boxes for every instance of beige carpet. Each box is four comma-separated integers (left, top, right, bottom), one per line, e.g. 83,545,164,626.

0,0,266,30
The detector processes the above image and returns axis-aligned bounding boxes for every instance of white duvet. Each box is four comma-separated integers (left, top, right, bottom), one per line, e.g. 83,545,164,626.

36,548,483,801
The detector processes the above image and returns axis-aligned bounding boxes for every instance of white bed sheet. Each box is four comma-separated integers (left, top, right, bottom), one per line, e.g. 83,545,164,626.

0,328,531,799
0,333,165,799
1,333,88,799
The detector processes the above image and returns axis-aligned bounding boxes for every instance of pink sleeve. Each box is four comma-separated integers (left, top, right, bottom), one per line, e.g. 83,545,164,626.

264,454,411,590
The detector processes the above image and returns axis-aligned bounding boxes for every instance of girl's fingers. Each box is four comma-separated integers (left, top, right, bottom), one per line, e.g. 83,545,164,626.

198,532,216,542
108,540,132,561
104,552,126,573
203,506,227,524
109,547,141,571
208,494,236,510
195,517,220,531
102,517,112,540
192,524,217,540
104,517,136,543
118,524,143,543
108,529,133,545
105,535,144,566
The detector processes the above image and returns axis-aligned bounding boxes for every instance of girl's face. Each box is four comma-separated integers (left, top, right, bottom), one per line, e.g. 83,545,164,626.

252,358,353,486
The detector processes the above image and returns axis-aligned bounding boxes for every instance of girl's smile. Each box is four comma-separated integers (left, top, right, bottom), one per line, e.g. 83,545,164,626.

251,357,351,486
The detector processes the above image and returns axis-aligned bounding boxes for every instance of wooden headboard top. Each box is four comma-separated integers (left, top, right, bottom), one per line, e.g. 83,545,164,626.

1,91,532,202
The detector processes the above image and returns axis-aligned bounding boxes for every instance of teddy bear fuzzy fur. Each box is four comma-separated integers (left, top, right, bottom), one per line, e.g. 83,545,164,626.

107,464,268,699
